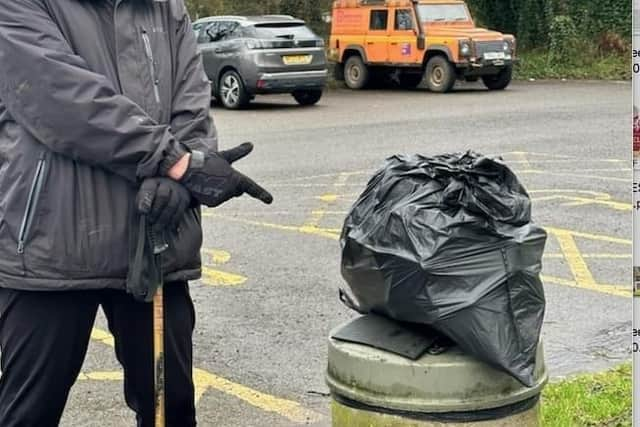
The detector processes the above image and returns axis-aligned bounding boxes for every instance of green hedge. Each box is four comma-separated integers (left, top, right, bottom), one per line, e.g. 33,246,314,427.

187,0,630,50
466,0,631,49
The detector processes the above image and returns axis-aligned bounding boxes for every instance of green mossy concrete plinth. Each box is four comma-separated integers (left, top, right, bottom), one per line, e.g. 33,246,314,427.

326,321,547,427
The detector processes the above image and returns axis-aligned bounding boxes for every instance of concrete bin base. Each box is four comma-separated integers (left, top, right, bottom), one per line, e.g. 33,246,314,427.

326,320,547,427
331,399,541,427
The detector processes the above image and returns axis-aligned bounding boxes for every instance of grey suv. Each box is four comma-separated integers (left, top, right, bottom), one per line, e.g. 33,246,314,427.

193,15,328,109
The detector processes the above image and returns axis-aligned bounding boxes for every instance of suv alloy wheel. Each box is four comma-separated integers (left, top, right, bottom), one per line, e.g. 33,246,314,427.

218,70,250,109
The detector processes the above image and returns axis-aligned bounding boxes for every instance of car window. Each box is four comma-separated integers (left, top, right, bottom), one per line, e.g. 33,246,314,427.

216,21,241,41
370,10,388,31
417,4,470,22
197,22,217,44
248,23,317,40
395,9,414,31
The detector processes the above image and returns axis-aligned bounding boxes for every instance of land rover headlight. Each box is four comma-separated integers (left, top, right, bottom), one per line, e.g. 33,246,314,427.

459,40,472,57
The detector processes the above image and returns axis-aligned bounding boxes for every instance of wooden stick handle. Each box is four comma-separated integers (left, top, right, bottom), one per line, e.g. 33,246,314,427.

154,288,165,427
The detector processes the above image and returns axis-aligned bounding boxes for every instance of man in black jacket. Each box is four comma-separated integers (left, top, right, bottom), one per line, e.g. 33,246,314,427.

0,0,272,425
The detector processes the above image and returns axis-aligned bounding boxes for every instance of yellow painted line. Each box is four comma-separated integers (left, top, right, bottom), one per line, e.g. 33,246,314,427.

311,211,348,216
193,368,322,424
208,214,340,240
530,195,630,211
265,170,368,185
203,249,231,265
202,267,247,287
88,329,323,422
505,151,624,162
506,151,576,159
553,229,597,287
542,275,631,298
317,194,340,203
78,371,124,381
518,170,628,183
544,227,631,245
304,173,350,228
91,328,115,347
514,152,532,169
543,253,631,259
266,183,362,188
561,197,630,211
508,160,626,164
530,189,615,197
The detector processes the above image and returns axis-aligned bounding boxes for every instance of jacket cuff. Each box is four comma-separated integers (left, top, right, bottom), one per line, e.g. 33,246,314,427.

158,142,189,177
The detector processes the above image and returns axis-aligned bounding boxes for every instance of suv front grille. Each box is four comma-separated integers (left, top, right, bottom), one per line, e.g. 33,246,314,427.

474,41,504,57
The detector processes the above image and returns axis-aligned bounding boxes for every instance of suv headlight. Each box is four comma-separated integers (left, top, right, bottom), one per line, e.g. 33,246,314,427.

459,40,472,57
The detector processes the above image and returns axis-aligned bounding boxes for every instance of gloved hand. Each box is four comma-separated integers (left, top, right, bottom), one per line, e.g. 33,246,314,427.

136,178,192,228
180,142,273,208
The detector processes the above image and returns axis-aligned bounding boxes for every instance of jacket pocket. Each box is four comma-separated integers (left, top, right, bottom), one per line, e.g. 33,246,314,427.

17,153,47,254
140,26,162,106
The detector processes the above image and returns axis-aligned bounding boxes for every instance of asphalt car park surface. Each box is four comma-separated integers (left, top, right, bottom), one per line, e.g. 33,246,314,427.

62,81,631,426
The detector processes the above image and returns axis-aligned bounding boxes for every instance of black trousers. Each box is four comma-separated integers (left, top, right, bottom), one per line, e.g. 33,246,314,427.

0,282,196,427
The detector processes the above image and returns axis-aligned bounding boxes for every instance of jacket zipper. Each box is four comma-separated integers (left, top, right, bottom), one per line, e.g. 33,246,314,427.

17,154,47,254
141,27,161,104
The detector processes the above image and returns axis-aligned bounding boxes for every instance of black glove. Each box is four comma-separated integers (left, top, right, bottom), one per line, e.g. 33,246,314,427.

136,178,192,228
180,142,273,208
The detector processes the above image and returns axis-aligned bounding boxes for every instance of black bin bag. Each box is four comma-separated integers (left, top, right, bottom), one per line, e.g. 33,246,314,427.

340,152,546,387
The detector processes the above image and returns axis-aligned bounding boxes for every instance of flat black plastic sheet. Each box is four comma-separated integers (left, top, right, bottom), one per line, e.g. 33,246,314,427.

340,152,546,386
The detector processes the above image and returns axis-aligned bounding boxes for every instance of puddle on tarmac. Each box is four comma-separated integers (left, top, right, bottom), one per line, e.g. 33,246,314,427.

545,321,631,377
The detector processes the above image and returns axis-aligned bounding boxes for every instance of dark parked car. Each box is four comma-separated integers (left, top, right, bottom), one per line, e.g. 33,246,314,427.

193,15,328,109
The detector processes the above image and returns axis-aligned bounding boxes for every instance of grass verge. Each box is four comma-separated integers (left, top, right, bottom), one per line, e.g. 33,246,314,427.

515,49,631,81
541,363,632,427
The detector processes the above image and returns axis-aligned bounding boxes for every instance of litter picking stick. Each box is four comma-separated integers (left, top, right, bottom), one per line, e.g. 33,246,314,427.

149,227,169,427
153,287,165,427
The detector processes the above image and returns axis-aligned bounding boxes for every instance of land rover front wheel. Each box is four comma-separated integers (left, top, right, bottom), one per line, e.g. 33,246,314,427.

482,66,513,91
425,56,456,93
344,55,369,90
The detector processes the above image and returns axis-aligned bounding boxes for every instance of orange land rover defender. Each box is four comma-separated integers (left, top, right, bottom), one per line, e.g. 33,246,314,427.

328,0,517,92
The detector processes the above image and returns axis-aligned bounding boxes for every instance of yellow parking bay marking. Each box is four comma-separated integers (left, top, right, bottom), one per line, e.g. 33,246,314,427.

204,249,231,264
544,227,630,297
78,371,123,381
542,275,631,298
91,328,115,347
516,169,628,183
544,253,630,259
553,229,597,287
201,249,247,287
514,152,532,169
264,170,368,185
205,213,341,240
528,189,630,211
85,328,323,423
545,227,631,246
193,368,322,424
504,151,624,162
202,268,247,287
304,173,350,229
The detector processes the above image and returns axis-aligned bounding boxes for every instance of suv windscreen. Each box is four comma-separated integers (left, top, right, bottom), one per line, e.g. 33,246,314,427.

248,23,317,40
417,4,469,22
